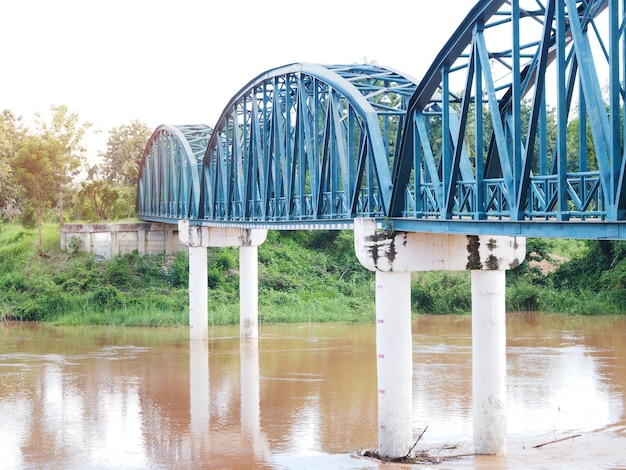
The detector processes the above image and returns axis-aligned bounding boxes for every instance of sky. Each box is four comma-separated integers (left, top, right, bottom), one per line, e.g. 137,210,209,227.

0,0,473,162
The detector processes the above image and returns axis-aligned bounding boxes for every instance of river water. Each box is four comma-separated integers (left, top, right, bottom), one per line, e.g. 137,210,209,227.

0,313,625,469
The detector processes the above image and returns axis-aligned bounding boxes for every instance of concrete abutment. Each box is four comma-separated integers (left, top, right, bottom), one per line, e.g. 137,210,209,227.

353,218,525,457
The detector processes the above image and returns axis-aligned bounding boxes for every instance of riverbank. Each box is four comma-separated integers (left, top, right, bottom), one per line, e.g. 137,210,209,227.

0,223,624,327
0,223,375,326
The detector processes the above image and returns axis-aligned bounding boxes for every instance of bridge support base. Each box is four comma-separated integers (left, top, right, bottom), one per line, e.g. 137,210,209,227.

354,218,524,458
472,270,507,455
178,221,267,340
240,246,259,339
189,246,209,340
376,270,413,457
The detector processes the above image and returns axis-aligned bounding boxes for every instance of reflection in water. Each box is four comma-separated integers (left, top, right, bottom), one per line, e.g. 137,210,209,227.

190,340,210,458
240,338,267,459
0,314,625,469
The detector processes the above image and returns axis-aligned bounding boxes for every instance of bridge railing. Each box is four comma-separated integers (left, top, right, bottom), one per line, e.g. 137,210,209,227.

403,171,606,221
202,188,384,223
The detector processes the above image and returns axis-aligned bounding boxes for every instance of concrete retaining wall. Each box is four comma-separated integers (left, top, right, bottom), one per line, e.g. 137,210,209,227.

60,223,186,259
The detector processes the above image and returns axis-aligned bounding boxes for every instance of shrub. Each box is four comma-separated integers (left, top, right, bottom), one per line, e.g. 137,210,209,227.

91,285,124,310
166,252,189,287
507,281,542,311
412,271,471,314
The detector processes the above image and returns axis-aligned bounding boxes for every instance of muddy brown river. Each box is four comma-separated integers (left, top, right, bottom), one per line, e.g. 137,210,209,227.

1,312,625,469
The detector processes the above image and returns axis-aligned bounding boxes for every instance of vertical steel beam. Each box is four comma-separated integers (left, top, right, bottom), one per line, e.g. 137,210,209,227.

556,0,570,220
442,65,451,219
474,30,485,220
511,0,522,200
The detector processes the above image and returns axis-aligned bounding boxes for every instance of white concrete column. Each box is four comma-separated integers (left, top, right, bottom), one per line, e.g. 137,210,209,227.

376,270,413,458
189,246,209,340
240,245,259,339
472,269,507,455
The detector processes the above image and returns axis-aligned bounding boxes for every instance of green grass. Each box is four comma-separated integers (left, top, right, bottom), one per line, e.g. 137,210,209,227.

0,223,378,326
1,222,625,326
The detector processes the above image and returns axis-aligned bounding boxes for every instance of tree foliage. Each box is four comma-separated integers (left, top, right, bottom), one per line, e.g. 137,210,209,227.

0,105,152,225
12,135,63,246
0,110,27,220
72,180,136,221
76,180,120,221
100,120,151,185
35,105,93,223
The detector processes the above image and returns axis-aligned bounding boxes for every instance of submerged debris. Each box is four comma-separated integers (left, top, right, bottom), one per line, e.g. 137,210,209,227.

355,448,448,465
531,434,582,448
353,447,474,465
353,428,473,465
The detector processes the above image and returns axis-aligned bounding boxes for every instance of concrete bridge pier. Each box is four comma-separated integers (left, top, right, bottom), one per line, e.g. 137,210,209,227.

178,221,267,340
240,245,261,339
471,269,507,454
354,218,525,457
375,270,413,457
188,243,209,340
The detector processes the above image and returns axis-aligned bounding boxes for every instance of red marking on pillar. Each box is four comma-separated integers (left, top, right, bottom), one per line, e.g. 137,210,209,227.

378,389,386,394
377,319,384,324
377,354,384,359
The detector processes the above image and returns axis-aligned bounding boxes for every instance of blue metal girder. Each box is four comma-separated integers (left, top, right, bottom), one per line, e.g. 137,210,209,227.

389,0,623,236
197,63,418,222
136,124,212,222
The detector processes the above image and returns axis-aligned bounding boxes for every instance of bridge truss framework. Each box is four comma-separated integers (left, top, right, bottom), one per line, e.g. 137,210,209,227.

137,0,626,239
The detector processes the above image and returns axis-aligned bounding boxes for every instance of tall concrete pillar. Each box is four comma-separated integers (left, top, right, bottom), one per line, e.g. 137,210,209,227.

472,269,507,454
354,218,525,458
376,270,413,457
189,245,209,340
240,245,259,339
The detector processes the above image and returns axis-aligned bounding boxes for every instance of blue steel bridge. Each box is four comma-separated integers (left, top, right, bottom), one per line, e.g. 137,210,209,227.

137,0,626,240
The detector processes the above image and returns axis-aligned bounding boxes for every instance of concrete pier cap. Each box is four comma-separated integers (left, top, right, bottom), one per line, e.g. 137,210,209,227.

178,220,267,248
353,218,525,273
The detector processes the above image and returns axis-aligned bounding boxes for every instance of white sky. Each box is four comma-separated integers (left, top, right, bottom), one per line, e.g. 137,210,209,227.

0,0,473,161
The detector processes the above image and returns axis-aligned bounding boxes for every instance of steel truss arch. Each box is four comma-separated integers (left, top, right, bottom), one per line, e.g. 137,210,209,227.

198,63,418,222
390,0,624,228
137,124,212,221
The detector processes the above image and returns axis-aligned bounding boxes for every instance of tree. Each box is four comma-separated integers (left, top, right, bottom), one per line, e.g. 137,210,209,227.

76,180,119,221
12,135,62,247
35,105,93,224
0,110,27,220
100,120,152,185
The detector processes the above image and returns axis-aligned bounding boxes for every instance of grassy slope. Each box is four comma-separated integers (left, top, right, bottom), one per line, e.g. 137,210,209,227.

0,224,377,326
0,224,624,327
